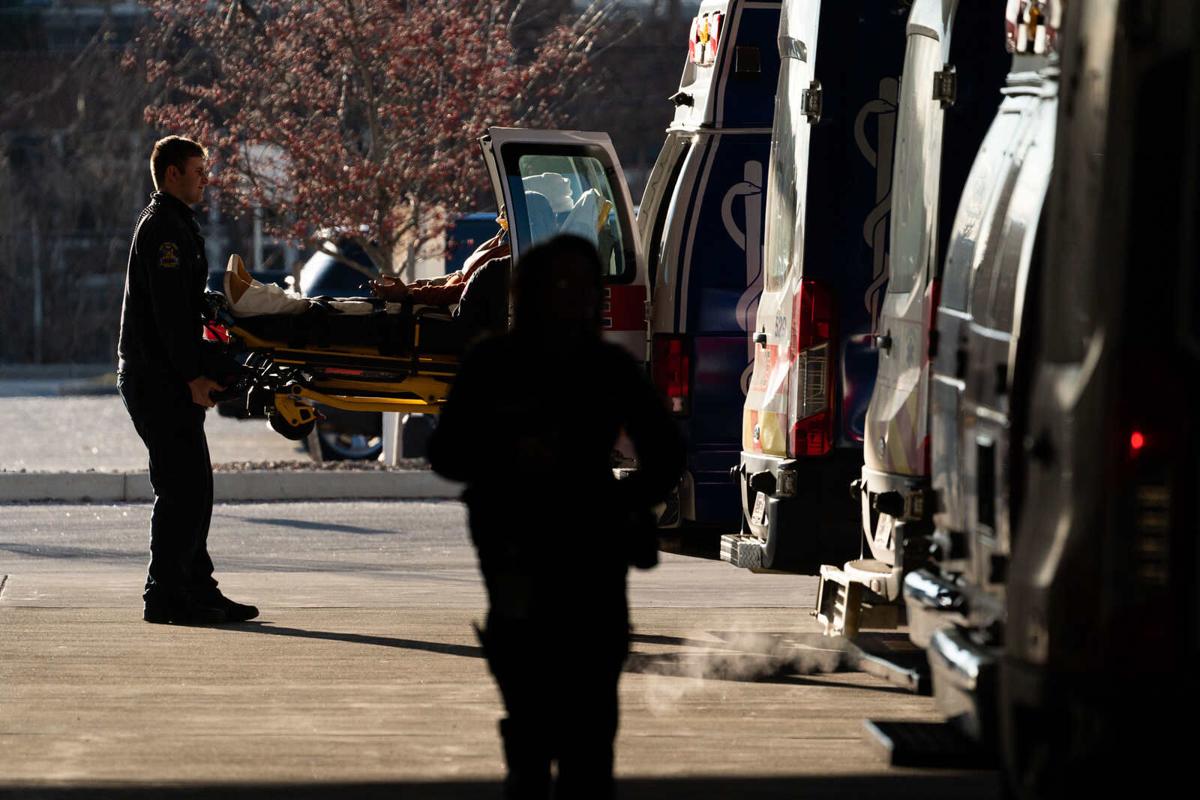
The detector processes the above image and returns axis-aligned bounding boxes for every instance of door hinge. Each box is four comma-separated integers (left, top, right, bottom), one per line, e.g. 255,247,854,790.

803,80,823,123
934,64,957,108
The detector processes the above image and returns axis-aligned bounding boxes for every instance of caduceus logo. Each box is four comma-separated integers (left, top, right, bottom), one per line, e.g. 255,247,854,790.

725,160,764,395
855,77,898,329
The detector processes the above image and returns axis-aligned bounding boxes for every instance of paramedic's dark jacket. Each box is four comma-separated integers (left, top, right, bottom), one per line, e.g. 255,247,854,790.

118,192,208,381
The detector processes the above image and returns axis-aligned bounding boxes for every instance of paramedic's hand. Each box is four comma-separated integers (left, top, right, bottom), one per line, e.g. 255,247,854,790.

188,377,225,409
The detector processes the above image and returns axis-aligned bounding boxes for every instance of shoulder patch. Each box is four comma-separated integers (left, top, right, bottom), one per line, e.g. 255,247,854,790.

158,241,181,269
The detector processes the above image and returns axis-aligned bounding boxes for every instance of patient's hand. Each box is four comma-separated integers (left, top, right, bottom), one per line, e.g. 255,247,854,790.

370,275,409,301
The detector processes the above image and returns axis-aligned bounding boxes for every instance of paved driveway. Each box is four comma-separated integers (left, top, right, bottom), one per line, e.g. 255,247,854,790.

0,500,999,797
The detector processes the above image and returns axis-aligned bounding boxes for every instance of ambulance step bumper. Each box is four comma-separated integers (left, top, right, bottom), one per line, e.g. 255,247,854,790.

720,533,765,569
928,625,1000,745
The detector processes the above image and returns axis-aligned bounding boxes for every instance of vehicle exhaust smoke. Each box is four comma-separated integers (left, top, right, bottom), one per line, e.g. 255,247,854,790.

627,628,845,715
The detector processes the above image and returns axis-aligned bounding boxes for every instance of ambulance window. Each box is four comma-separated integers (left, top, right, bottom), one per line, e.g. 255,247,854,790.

764,55,807,292
500,146,634,282
887,34,942,295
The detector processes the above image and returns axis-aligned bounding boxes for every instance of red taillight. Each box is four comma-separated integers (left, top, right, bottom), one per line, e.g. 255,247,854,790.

789,279,835,457
688,11,722,66
653,335,691,416
1130,430,1146,454
793,410,832,457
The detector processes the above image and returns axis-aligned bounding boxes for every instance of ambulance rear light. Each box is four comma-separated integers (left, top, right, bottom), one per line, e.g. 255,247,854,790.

653,334,691,416
688,11,722,66
1005,0,1060,55
790,343,832,457
792,278,834,352
789,279,835,458
793,409,832,457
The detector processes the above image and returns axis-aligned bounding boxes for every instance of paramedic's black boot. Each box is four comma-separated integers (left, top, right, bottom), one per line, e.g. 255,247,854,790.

143,592,227,625
197,589,259,622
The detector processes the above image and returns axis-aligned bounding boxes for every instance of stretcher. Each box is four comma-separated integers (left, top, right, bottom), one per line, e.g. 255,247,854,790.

202,291,465,441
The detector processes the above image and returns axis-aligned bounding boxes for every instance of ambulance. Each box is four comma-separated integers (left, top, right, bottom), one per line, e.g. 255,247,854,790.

1003,0,1199,788
639,0,783,546
846,0,1012,606
722,0,911,573
900,2,1059,745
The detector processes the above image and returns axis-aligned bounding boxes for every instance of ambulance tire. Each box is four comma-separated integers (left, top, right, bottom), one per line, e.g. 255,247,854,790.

268,411,317,441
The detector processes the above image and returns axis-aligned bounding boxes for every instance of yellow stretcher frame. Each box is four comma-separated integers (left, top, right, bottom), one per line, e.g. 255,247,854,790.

225,318,461,434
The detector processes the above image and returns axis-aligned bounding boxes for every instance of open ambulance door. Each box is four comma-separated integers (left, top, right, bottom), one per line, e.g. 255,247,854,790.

478,128,650,365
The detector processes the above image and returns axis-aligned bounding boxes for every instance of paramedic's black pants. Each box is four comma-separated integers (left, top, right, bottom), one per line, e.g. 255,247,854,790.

117,371,217,600
479,613,628,800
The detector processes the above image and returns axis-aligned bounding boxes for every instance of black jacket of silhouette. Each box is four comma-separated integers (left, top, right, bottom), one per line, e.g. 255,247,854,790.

428,234,684,799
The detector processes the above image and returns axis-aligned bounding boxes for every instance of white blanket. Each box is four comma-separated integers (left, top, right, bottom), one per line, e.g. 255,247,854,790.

223,255,395,317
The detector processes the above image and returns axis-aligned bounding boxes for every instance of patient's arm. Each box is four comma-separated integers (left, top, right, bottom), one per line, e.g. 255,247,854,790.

369,275,410,301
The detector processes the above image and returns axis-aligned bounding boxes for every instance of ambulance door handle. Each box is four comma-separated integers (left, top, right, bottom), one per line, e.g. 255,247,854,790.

754,331,768,347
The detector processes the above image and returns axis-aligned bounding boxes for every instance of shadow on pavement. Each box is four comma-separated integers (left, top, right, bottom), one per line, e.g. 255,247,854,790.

229,622,485,659
0,773,1002,799
226,624,915,694
236,517,394,535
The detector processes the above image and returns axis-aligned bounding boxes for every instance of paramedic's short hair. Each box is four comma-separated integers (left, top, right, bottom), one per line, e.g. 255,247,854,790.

150,136,207,191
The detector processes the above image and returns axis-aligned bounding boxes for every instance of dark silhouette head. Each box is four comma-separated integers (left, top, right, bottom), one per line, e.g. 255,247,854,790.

512,234,604,339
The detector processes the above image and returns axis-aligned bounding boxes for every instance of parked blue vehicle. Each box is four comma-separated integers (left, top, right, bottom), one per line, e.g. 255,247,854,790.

444,212,499,274
639,0,783,553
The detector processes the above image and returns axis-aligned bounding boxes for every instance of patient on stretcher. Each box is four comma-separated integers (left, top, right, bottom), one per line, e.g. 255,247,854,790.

219,246,507,356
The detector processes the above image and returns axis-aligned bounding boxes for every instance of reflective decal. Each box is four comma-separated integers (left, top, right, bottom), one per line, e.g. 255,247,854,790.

856,78,899,329
725,159,765,395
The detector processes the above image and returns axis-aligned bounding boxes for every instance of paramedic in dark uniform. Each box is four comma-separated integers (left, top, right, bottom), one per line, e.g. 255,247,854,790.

429,235,685,799
117,135,257,625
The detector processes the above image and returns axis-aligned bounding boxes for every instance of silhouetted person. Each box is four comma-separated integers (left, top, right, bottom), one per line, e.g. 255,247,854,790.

428,235,684,799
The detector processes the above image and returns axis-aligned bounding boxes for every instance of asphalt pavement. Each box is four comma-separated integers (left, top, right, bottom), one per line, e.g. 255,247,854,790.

0,500,1000,798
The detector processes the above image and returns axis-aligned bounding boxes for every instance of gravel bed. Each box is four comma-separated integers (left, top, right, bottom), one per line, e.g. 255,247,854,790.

212,458,430,472
2,459,430,473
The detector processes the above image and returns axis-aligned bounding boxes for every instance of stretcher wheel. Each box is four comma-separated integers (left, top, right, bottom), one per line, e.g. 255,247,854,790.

268,410,317,441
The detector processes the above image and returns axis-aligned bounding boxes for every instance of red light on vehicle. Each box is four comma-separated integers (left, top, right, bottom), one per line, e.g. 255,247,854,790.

788,279,836,458
1130,431,1146,452
792,411,832,457
688,11,722,65
653,335,691,416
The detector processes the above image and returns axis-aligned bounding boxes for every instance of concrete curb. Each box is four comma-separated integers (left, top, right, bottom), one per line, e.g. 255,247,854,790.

0,470,462,503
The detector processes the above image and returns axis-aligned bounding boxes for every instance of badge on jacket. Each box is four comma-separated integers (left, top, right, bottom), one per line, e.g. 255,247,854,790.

158,241,181,269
